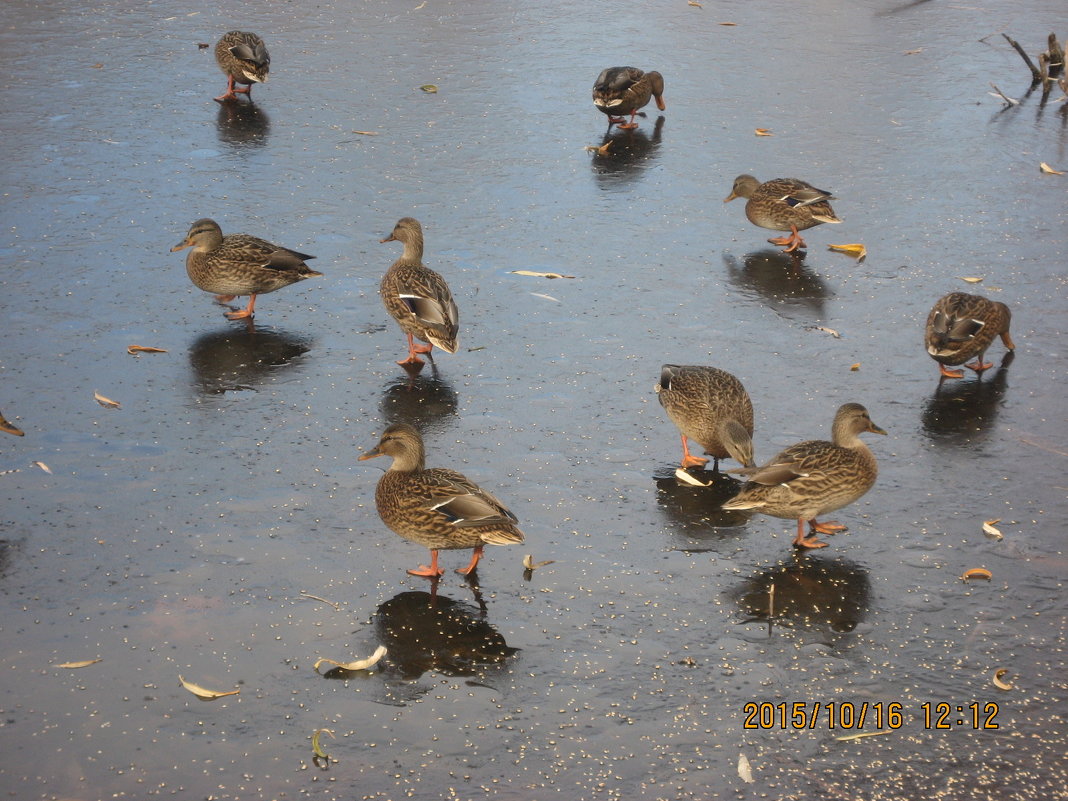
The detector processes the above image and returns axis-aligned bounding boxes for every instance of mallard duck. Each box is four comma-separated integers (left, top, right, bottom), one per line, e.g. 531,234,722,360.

724,174,842,253
722,403,885,549
925,292,1015,379
170,218,321,320
379,218,459,366
214,31,270,102
655,365,755,471
592,67,666,130
358,423,525,577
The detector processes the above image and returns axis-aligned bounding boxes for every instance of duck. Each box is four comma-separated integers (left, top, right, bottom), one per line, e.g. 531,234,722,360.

358,423,525,577
170,218,321,320
721,403,885,549
592,67,666,130
655,365,755,471
379,217,459,366
724,174,842,253
214,31,270,102
925,292,1015,379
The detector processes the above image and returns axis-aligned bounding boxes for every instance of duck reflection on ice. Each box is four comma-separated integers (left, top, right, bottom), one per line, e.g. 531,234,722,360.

654,467,753,541
722,249,833,319
215,99,271,147
591,115,665,188
188,323,312,395
373,588,518,680
732,554,871,633
378,365,458,435
921,351,1013,444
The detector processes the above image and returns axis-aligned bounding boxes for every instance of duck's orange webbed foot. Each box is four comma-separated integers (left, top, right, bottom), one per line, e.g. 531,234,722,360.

794,536,829,549
681,455,709,469
408,551,444,578
455,546,484,576
939,364,965,379
811,520,847,535
768,227,806,253
964,359,993,373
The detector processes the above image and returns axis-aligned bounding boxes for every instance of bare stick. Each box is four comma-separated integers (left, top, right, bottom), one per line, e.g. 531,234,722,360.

988,83,1019,106
1047,33,1065,78
1002,33,1041,81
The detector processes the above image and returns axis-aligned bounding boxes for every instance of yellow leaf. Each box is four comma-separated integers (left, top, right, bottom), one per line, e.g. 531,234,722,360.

419,84,438,93
687,0,702,6
312,728,335,759
522,554,555,570
754,128,773,136
93,391,121,409
992,668,1014,691
313,645,387,673
0,410,24,437
55,659,102,669
850,363,861,371
961,567,992,582
127,345,168,355
178,675,240,699
1039,162,1065,175
719,21,737,25
32,461,52,474
511,270,575,279
959,276,984,284
827,243,867,261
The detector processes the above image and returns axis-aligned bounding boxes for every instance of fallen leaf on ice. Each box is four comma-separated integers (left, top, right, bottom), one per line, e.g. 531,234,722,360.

961,567,992,582
94,391,121,409
1039,162,1065,175
828,243,867,261
313,645,387,673
674,468,711,487
992,668,1014,691
511,270,575,279
959,277,984,284
127,345,168,355
754,128,773,136
982,519,1003,540
178,675,240,699
523,554,556,570
738,753,754,783
55,659,102,669
32,461,52,474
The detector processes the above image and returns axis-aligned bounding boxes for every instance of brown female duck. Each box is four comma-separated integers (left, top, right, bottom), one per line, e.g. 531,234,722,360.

722,403,885,549
592,67,666,129
379,218,459,366
214,31,270,102
724,174,842,252
359,423,525,577
171,218,320,320
656,365,755,471
925,292,1015,379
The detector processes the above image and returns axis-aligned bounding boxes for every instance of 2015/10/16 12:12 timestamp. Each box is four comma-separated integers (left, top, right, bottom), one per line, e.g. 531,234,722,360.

741,701,1000,730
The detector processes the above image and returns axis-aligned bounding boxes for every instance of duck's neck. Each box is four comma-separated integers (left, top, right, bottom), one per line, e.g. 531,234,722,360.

399,232,424,263
387,445,426,473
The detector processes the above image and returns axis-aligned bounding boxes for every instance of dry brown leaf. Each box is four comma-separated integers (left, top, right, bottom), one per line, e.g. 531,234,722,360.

850,363,861,372
1039,162,1065,175
511,270,576,279
32,461,52,474
197,43,210,49
55,659,102,669
754,128,773,136
93,391,121,409
718,21,737,25
813,326,841,338
961,567,992,581
90,63,103,69
0,411,24,437
904,48,924,55
313,645,387,673
127,345,168,355
992,668,1014,691
982,519,1003,540
828,243,867,261
687,0,702,6
523,554,556,570
351,130,378,136
959,276,984,283
178,675,240,699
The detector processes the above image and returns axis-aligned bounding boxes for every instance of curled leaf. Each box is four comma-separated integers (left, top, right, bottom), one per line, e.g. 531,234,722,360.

738,753,754,783
827,243,867,261
961,567,992,582
127,345,168,355
314,645,387,673
55,658,102,669
93,391,121,409
754,128,773,136
992,668,1014,691
0,411,24,437
312,728,335,759
674,468,711,487
959,276,984,284
982,518,1003,540
178,675,240,700
32,461,52,474
419,84,438,93
511,270,575,279
522,554,555,570
1039,162,1065,175
850,363,861,372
